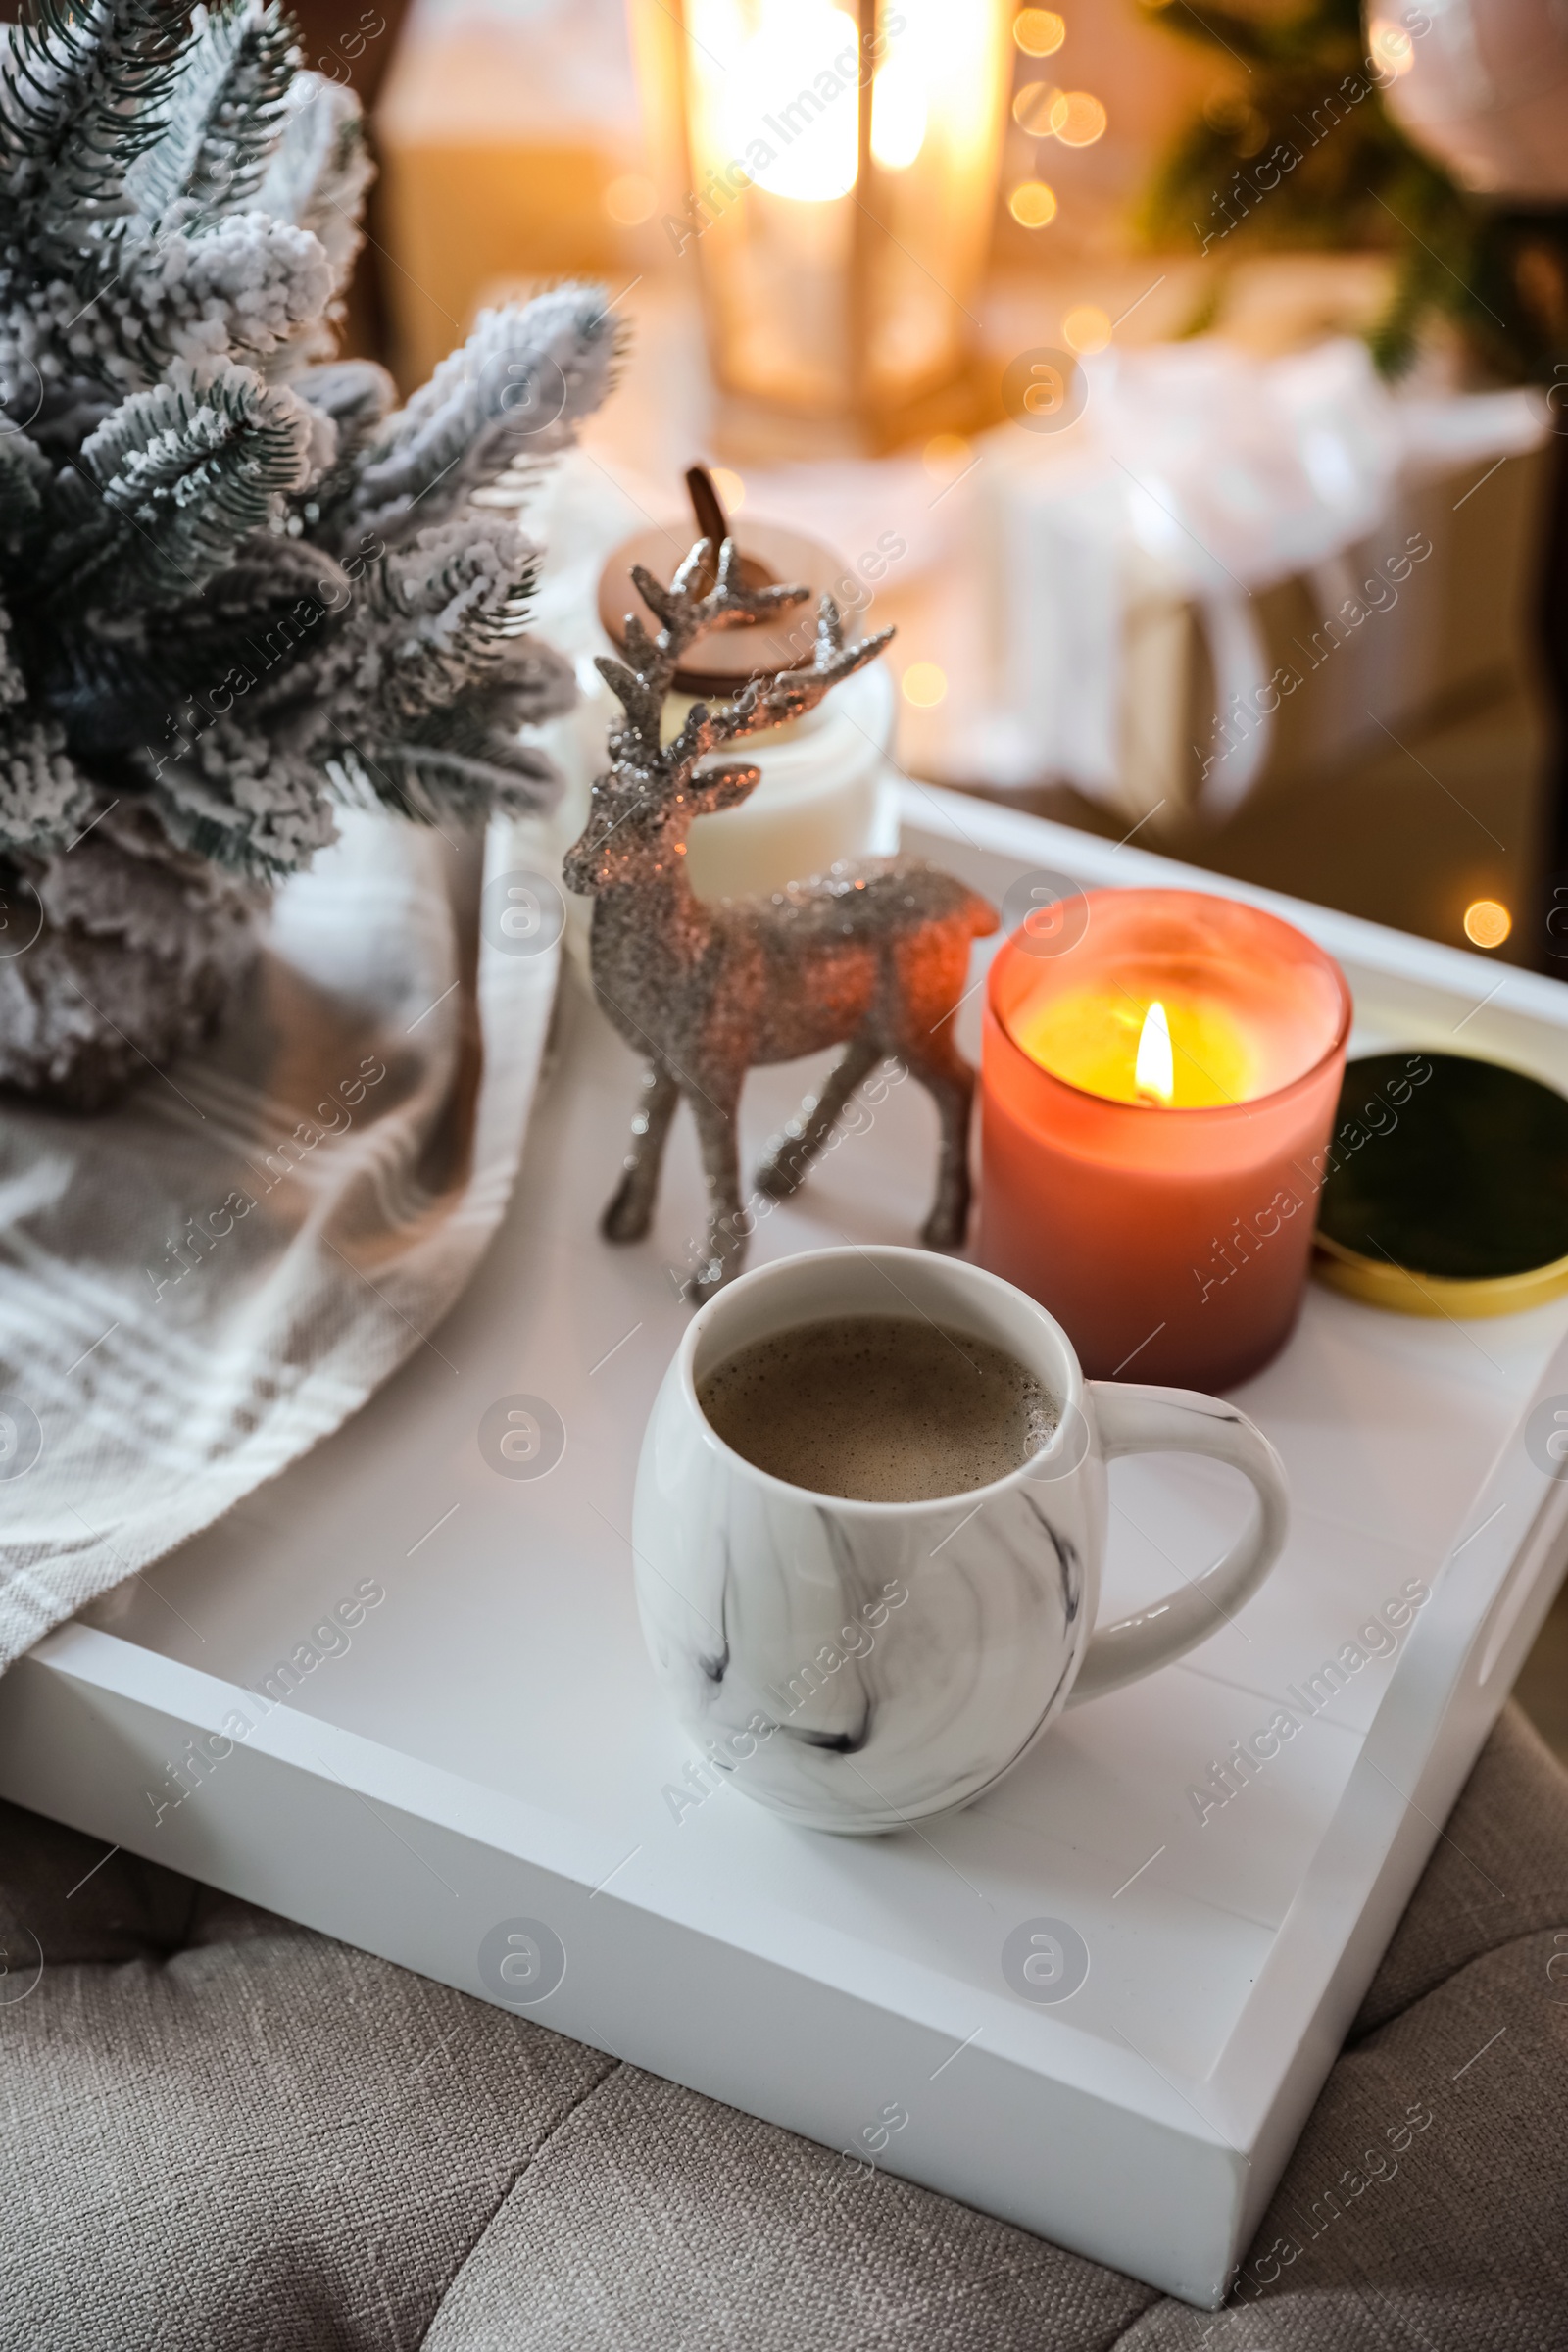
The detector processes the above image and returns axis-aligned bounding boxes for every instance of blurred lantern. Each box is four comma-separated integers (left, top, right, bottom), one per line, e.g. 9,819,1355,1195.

1370,0,1568,199
634,0,1012,453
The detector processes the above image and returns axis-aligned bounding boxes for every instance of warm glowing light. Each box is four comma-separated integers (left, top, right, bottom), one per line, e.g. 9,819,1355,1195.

922,431,973,482
1368,16,1415,75
1049,89,1107,145
670,0,1011,432
1013,81,1061,135
871,57,927,170
1013,9,1066,57
902,662,948,708
1135,1001,1174,1105
718,2,861,202
1009,178,1058,227
709,466,746,513
603,173,658,226
1463,898,1511,949
1063,303,1110,354
1014,987,1256,1106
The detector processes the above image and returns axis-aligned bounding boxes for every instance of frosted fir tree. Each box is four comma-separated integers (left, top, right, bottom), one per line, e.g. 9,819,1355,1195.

0,0,618,1106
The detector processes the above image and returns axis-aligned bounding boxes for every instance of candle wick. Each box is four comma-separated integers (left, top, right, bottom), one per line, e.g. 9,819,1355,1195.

686,466,729,597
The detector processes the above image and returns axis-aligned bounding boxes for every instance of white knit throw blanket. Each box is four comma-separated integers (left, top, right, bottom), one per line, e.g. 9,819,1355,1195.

0,809,558,1671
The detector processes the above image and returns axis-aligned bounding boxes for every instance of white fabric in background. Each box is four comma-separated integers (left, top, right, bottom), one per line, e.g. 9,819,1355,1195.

0,809,558,1673
979,336,1548,815
974,471,1124,796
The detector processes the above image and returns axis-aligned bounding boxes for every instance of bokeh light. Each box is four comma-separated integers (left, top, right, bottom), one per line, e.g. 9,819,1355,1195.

1368,17,1415,76
1008,179,1058,227
1063,303,1111,354
1049,90,1107,146
602,173,657,226
1013,81,1062,135
1463,899,1511,950
902,662,949,708
1013,9,1066,57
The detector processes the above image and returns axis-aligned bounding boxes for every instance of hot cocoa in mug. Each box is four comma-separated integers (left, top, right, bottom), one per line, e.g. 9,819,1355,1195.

634,1247,1288,1834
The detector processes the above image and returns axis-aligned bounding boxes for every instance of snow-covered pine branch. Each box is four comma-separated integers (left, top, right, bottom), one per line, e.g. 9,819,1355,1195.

53,356,318,606
127,0,298,234
336,289,623,548
0,0,617,1102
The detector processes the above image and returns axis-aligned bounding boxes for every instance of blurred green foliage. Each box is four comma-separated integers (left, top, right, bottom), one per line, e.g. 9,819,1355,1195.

1139,0,1568,382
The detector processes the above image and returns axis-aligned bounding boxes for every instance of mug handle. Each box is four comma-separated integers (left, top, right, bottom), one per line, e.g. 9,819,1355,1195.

1065,1383,1289,1707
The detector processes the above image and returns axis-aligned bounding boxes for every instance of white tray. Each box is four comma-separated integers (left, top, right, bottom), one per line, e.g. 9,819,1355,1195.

4,786,1567,2307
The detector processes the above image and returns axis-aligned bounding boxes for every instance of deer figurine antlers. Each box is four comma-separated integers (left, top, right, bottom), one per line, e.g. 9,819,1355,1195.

562,533,998,1300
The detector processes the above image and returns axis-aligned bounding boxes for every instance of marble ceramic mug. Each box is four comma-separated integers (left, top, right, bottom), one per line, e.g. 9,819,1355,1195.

632,1246,1288,1834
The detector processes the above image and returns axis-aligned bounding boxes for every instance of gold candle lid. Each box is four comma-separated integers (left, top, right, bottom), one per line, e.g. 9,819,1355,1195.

596,465,851,700
1313,1051,1568,1319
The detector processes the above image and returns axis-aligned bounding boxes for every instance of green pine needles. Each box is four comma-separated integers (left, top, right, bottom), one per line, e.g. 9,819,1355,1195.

0,0,619,897
1141,0,1568,384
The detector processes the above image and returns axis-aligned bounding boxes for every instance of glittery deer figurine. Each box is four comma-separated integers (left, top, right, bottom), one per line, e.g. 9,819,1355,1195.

562,535,999,1300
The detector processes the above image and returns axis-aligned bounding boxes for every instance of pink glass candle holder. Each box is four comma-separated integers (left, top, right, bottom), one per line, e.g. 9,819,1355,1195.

979,888,1351,1390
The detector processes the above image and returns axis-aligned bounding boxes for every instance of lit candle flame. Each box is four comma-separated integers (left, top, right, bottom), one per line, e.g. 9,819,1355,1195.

1135,1000,1174,1105
717,3,861,202
871,59,927,171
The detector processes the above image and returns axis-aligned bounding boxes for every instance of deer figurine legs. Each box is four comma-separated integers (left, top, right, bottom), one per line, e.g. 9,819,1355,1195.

602,1062,680,1243
689,1084,747,1302
599,1061,746,1295
902,1034,977,1250
756,1033,976,1250
597,926,989,1283
755,1038,882,1201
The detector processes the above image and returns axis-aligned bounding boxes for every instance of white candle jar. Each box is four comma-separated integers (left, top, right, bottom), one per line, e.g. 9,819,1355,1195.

547,655,895,901
541,487,898,925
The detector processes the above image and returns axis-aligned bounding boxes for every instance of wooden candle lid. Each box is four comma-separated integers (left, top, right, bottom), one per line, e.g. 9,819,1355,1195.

596,466,848,700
